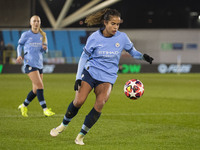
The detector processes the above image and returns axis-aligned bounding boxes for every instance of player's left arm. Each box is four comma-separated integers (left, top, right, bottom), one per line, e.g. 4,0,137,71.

143,53,154,64
123,33,153,64
41,36,48,53
39,28,48,53
127,47,154,64
42,43,48,53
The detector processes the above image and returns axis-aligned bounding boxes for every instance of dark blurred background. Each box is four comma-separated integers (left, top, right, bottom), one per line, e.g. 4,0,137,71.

0,0,200,29
34,0,200,28
1,0,200,70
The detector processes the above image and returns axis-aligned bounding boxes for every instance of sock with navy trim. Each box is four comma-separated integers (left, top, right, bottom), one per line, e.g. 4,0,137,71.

80,107,101,135
23,90,36,106
37,89,47,109
63,101,80,125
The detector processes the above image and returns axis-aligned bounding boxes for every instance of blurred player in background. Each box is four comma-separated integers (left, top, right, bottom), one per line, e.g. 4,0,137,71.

50,8,153,145
16,15,55,117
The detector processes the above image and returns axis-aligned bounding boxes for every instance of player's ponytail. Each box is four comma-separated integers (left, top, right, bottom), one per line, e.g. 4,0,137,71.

30,15,47,44
85,8,121,26
39,28,47,44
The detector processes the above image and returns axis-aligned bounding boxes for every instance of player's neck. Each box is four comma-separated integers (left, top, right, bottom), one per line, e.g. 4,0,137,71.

31,28,39,34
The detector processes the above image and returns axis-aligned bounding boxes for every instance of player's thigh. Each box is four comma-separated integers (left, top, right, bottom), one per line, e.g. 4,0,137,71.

32,73,44,93
73,81,92,107
40,73,43,81
93,83,112,112
28,71,43,88
94,83,112,102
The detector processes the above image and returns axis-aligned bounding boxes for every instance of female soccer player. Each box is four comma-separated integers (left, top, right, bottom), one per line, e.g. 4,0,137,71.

16,15,55,117
50,8,153,145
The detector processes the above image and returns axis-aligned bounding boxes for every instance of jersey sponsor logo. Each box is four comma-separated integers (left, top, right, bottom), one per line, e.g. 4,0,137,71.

98,50,119,57
99,51,119,57
99,51,119,55
29,42,42,47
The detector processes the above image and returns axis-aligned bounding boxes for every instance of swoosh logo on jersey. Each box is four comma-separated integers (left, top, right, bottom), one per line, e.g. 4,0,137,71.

97,44,103,47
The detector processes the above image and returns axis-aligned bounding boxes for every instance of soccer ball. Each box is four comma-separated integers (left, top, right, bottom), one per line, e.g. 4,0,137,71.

124,79,144,100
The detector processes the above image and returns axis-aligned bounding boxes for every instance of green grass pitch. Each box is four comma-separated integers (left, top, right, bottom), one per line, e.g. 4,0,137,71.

0,73,200,150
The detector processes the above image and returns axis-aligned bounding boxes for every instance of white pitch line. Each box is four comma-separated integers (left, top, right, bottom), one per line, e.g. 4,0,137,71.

0,112,199,118
103,112,200,116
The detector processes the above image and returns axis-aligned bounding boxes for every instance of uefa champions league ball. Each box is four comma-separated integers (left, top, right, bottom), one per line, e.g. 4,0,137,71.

124,79,144,100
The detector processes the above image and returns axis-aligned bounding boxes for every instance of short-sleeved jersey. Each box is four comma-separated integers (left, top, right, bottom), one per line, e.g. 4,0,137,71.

83,29,142,84
17,30,47,69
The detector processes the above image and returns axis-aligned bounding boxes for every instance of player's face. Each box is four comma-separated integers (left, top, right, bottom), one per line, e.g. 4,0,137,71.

30,16,41,30
103,16,121,37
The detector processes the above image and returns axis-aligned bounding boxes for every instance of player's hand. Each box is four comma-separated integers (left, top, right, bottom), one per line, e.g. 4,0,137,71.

42,44,47,50
16,56,23,64
143,54,154,64
74,79,82,91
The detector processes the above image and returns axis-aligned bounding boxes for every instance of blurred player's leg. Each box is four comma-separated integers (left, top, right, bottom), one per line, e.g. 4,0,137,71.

50,81,92,137
75,83,111,145
50,101,79,136
28,71,55,116
18,104,28,117
18,90,36,117
50,123,67,137
75,133,85,145
75,107,101,145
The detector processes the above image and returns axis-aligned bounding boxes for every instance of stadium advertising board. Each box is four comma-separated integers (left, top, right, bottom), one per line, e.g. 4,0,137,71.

1,64,199,74
0,64,78,74
158,64,192,73
119,64,141,73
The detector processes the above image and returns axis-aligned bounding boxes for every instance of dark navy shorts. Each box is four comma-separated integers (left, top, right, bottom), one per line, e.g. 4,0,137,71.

82,69,112,89
25,65,43,74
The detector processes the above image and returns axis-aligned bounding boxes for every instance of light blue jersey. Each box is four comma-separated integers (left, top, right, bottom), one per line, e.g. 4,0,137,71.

17,30,48,69
76,29,143,84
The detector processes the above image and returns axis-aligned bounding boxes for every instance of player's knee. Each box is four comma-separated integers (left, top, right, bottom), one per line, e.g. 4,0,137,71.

35,83,43,89
37,85,44,89
100,99,108,106
73,99,85,108
100,96,109,104
95,98,108,111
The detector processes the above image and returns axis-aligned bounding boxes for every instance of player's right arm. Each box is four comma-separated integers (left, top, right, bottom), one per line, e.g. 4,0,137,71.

74,34,95,91
16,32,27,63
74,51,90,91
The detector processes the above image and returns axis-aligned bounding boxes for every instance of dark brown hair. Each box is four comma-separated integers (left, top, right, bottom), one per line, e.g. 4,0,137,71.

85,8,121,26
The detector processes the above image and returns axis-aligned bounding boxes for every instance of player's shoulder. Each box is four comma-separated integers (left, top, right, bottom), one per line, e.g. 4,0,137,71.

87,30,101,42
117,31,130,42
117,30,128,37
89,30,100,37
21,30,32,37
